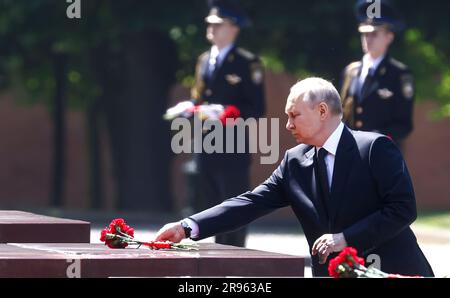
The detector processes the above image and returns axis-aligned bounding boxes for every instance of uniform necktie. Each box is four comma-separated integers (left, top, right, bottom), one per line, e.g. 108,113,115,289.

359,67,375,100
207,50,219,79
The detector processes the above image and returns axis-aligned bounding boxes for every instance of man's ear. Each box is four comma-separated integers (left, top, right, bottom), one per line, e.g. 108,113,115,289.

387,31,395,45
233,26,240,36
318,102,329,119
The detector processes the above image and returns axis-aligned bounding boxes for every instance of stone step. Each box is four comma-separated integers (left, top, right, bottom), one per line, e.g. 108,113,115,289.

0,211,90,243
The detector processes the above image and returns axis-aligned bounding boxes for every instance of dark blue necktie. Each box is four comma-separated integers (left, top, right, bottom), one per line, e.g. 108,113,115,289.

359,67,375,100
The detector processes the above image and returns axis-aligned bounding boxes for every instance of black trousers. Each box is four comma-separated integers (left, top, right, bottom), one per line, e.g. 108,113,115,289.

195,155,250,247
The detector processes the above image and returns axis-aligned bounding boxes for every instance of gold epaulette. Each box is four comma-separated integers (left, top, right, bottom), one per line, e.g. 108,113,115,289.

236,47,256,61
345,61,362,75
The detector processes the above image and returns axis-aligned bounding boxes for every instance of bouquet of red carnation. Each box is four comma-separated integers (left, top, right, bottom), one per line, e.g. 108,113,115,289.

100,218,198,250
328,247,423,278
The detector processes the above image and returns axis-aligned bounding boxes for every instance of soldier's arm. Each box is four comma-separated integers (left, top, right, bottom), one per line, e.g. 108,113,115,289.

382,69,415,141
340,62,360,127
190,54,208,105
239,57,266,119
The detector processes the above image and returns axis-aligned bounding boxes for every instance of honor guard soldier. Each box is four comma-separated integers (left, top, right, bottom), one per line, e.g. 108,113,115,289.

341,0,414,151
188,0,266,247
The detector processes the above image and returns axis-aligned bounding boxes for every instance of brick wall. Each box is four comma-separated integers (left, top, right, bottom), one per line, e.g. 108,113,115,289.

0,72,449,211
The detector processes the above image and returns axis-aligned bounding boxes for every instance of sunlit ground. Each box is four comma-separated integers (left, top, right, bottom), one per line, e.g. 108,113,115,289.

91,212,450,278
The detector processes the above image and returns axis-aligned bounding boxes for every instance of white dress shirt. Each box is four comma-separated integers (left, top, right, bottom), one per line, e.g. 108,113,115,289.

358,54,385,89
316,122,345,189
184,218,200,239
208,44,234,73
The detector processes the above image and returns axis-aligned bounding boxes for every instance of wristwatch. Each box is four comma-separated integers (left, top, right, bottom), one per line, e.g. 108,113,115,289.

180,220,192,238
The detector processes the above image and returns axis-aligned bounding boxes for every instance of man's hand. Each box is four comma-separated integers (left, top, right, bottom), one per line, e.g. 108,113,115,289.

154,222,186,243
312,233,348,264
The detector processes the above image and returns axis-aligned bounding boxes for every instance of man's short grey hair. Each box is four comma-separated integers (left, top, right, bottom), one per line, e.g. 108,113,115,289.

290,77,343,115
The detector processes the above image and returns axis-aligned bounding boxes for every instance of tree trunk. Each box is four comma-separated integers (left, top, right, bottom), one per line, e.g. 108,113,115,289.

86,100,103,209
91,30,177,212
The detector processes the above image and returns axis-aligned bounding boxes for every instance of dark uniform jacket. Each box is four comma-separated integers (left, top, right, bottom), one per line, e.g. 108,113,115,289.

190,127,434,277
340,55,414,145
191,46,266,167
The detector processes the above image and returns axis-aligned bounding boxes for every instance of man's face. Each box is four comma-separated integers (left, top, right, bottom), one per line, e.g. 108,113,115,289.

206,20,239,45
285,94,323,145
360,28,394,56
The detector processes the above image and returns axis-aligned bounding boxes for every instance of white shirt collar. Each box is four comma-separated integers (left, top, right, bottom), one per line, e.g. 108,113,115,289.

318,122,345,156
362,53,385,73
211,44,234,66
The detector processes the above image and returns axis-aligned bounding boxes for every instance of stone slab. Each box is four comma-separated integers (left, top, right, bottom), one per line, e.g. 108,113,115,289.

0,211,90,243
0,243,304,277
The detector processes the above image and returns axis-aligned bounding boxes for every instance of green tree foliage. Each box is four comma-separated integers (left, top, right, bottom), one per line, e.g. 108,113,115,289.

1,0,449,110
175,0,450,115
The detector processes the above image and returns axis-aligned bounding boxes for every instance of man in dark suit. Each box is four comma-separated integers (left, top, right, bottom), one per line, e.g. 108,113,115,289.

341,0,414,151
187,0,265,247
156,77,433,277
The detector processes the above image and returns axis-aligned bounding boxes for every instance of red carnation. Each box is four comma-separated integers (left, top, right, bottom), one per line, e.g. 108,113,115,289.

328,247,367,278
109,218,125,233
126,228,134,238
341,247,365,267
220,105,241,125
328,246,423,278
328,256,343,278
100,228,108,242
142,241,173,249
100,227,124,249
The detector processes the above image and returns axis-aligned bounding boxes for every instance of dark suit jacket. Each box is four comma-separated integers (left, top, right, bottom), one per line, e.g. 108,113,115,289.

190,126,434,277
340,55,414,145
